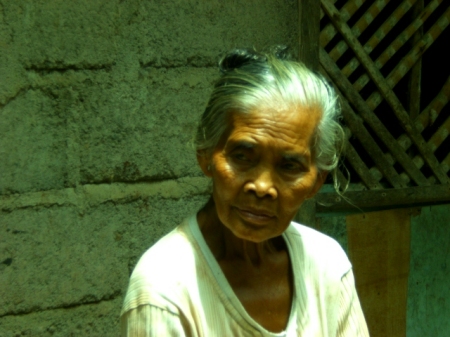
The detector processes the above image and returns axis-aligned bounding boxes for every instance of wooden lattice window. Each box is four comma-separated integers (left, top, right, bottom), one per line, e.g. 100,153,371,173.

315,0,450,213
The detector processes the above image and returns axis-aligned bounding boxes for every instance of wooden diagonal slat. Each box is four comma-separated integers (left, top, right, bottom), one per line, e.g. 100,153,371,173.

340,0,425,78
364,12,450,149
320,48,430,186
386,117,450,184
328,0,393,61
375,80,450,186
416,75,450,132
353,0,445,92
320,67,407,188
399,110,450,184
428,116,450,152
340,98,406,188
441,152,450,174
320,0,337,20
329,1,425,183
321,0,450,184
384,5,450,88
344,140,384,189
320,0,365,47
397,75,450,151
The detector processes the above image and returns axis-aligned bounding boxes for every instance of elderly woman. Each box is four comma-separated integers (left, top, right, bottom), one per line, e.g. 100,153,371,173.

120,47,369,336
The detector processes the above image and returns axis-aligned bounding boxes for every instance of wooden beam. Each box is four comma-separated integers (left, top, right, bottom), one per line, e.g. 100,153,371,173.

298,0,321,69
316,184,450,215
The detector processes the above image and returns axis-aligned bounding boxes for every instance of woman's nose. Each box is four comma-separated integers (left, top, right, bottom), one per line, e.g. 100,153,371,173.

243,168,278,199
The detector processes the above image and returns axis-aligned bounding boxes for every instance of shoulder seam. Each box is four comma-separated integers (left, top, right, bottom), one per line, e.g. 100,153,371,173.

121,303,181,317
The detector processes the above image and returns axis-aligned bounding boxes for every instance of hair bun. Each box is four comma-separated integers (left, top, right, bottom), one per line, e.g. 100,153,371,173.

218,46,291,74
266,45,290,60
219,48,267,74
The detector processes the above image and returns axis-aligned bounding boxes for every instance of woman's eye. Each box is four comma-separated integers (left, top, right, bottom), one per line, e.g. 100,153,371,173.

281,162,303,172
232,153,248,161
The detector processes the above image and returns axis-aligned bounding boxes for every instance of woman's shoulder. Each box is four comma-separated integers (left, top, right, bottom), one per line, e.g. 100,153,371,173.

287,221,343,247
285,221,351,278
121,216,199,314
132,217,196,282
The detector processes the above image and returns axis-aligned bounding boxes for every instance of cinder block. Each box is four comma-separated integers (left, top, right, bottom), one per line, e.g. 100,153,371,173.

4,1,116,69
0,89,69,194
0,205,126,317
77,68,216,184
0,194,207,317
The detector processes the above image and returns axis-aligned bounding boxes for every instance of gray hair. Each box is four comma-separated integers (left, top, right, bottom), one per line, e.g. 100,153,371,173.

195,47,345,184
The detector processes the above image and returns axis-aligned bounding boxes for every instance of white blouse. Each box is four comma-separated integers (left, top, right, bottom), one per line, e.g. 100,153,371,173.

120,215,369,336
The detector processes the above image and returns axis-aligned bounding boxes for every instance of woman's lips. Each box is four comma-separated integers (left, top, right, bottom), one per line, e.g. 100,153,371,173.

235,207,276,225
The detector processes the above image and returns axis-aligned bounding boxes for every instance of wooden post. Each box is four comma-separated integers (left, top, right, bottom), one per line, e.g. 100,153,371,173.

346,209,411,337
296,0,321,224
298,0,320,70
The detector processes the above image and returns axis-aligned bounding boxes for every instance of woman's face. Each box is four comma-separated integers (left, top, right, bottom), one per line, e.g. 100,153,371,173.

198,107,326,243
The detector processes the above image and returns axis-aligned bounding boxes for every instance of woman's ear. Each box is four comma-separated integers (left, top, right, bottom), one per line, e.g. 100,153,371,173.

197,151,213,177
307,170,328,199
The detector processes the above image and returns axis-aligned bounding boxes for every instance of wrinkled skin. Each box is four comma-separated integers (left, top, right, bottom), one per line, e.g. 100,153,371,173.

197,106,326,332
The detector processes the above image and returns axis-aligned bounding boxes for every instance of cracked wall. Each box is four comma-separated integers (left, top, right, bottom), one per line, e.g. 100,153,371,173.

0,1,299,335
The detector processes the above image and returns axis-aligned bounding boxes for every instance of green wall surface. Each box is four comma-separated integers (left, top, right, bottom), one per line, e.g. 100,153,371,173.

407,204,450,337
0,1,299,335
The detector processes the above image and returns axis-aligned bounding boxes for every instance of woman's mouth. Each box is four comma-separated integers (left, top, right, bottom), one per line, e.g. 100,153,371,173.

235,207,275,225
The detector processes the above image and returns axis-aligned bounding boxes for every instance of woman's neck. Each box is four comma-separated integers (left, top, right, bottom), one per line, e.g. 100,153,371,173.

197,198,293,333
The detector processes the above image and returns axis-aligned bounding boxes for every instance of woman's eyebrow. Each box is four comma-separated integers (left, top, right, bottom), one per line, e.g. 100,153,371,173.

282,153,309,164
229,140,255,149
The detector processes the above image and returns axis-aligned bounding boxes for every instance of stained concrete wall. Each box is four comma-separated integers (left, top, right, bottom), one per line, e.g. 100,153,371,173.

0,1,299,335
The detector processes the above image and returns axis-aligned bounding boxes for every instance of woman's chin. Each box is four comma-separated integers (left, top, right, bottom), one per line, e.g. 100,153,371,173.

228,221,281,243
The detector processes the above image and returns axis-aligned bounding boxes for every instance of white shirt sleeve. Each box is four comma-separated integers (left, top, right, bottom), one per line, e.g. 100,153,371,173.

120,305,187,337
337,269,370,337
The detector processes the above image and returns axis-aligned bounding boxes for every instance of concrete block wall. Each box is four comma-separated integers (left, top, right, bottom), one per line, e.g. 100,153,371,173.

0,1,299,335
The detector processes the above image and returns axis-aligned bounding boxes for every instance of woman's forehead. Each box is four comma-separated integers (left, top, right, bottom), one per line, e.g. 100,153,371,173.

229,107,321,133
222,107,322,149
